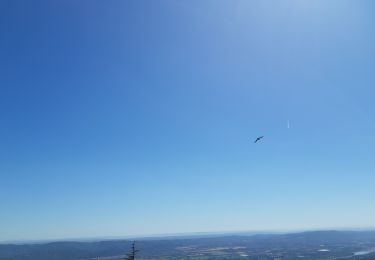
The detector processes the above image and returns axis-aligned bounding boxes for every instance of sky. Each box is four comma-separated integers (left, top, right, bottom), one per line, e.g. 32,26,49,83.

1,0,375,242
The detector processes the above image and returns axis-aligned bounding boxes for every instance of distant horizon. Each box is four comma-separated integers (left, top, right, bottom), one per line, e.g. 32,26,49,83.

3,226,375,245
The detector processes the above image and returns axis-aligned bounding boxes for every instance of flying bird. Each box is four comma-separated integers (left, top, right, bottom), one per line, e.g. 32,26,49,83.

254,136,264,143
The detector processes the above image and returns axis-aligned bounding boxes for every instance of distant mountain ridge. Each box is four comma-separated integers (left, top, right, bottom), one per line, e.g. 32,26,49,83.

2,230,375,259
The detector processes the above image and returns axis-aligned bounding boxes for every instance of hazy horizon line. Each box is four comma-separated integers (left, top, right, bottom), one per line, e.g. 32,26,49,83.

2,227,375,245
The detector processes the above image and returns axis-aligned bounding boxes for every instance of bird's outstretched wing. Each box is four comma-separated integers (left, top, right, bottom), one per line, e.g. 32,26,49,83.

254,136,264,143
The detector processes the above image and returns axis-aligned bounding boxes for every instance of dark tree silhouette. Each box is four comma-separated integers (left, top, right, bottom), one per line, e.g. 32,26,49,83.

124,241,139,260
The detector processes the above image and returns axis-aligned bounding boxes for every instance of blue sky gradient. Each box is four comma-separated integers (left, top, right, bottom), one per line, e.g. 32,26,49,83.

1,0,375,242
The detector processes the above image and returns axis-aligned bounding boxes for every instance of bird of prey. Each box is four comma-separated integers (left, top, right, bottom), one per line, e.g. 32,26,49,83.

254,136,264,143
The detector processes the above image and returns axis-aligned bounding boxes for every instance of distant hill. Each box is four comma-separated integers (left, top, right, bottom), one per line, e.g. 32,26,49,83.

2,230,375,259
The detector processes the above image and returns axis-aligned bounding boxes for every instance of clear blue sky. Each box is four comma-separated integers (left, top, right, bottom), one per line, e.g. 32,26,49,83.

1,0,375,242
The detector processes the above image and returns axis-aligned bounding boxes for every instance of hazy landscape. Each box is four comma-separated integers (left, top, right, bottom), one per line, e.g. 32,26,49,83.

2,231,375,259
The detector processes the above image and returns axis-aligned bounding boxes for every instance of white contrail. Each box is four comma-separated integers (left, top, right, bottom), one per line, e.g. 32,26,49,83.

287,120,290,129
